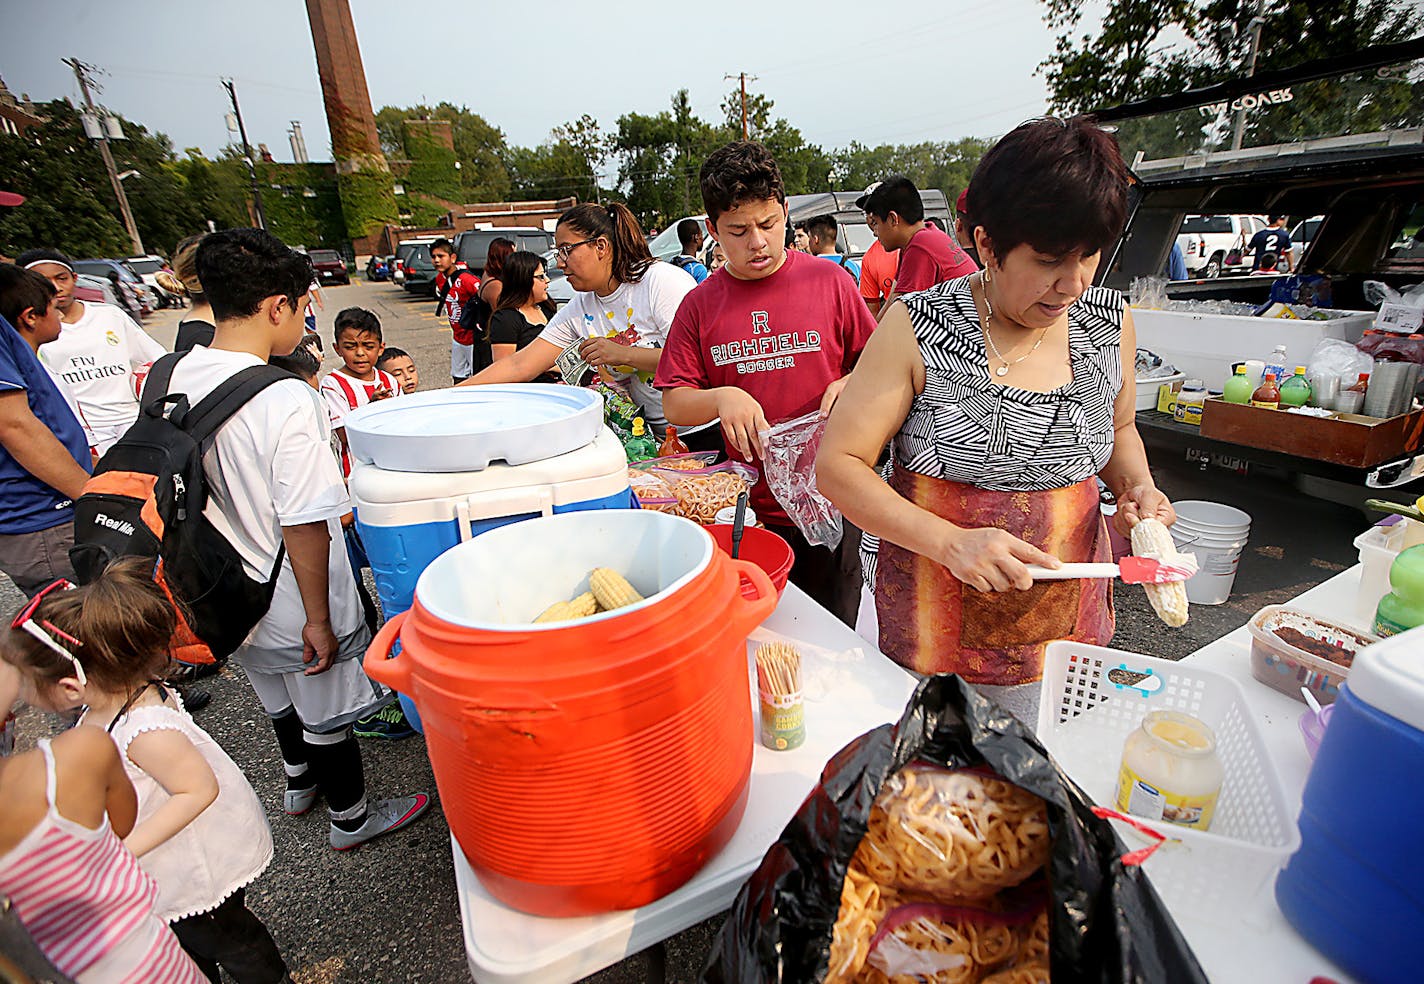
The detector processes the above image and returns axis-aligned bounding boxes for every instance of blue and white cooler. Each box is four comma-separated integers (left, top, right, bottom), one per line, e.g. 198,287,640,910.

345,385,635,730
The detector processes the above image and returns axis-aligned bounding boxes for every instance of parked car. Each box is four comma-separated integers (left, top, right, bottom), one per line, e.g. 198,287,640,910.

73,272,126,311
542,249,573,308
125,254,179,307
1172,231,1206,278
1174,214,1269,278
72,258,154,315
453,228,556,276
401,243,439,296
365,255,392,281
393,236,439,285
309,249,350,285
1291,215,1324,265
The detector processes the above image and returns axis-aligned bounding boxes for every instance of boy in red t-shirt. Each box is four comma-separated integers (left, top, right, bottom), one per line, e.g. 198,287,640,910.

657,141,876,626
859,174,977,300
431,238,486,384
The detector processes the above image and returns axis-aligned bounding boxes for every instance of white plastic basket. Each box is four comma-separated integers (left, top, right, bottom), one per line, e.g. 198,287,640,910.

1036,641,1300,924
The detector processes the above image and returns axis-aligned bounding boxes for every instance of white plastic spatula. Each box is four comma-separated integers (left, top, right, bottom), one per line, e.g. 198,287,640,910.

1025,554,1199,585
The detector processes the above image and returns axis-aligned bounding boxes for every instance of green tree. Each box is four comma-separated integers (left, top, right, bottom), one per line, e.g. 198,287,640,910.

609,91,728,227
1039,0,1424,157
717,86,831,194
0,99,135,258
508,138,599,203
376,102,511,202
171,148,257,233
832,137,989,206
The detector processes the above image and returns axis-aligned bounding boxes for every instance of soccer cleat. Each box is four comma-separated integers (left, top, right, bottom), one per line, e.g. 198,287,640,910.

329,795,430,851
352,702,417,740
284,784,320,816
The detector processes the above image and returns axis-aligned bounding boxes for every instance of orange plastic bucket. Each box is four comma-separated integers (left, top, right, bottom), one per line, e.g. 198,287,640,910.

364,511,776,917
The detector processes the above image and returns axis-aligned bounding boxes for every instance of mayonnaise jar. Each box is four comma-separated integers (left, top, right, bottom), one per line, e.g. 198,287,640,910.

1115,710,1224,831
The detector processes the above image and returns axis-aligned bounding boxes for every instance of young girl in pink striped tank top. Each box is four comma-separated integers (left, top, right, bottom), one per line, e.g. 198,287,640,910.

1,560,289,983
0,647,204,982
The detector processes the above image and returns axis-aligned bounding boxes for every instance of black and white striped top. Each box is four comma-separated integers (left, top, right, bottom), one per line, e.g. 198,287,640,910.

894,277,1124,489
861,277,1124,586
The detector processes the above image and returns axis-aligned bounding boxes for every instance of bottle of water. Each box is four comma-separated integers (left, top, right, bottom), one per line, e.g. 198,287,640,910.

1263,344,1289,383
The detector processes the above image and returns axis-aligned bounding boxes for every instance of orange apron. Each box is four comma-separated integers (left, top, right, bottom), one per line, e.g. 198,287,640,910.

874,468,1114,685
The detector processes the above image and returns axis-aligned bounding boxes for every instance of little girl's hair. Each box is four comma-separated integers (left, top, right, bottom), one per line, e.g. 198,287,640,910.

3,558,175,691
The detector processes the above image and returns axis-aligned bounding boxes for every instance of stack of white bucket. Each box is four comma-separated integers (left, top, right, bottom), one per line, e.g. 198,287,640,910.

1170,500,1252,605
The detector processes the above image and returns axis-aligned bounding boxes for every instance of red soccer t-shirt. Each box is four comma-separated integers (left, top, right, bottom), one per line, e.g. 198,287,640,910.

436,268,482,345
860,239,899,306
656,249,877,524
894,225,978,294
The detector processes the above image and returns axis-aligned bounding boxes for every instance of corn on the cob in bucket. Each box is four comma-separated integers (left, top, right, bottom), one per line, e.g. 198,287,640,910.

590,568,643,611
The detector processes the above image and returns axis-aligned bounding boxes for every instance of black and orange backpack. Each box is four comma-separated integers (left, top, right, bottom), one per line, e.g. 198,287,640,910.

68,351,294,664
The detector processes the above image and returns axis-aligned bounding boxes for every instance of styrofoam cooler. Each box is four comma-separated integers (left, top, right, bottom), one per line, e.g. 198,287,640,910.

344,387,636,730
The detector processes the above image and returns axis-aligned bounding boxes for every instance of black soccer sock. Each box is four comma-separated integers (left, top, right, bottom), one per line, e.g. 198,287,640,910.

270,708,316,792
304,729,367,830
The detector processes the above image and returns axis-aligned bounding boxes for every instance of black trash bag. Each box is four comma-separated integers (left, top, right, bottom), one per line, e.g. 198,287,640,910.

701,674,1207,983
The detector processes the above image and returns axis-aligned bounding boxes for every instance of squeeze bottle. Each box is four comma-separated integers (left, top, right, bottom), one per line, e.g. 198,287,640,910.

1374,544,1424,637
1279,367,1312,408
1223,366,1253,404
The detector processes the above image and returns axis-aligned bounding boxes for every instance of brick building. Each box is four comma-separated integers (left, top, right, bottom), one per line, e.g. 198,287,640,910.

0,77,44,137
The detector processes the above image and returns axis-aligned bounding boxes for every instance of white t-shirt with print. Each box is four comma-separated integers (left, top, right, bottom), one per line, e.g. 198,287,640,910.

38,301,166,452
166,346,363,665
540,262,705,435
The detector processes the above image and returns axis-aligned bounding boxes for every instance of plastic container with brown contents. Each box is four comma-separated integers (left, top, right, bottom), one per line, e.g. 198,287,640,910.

1247,605,1379,705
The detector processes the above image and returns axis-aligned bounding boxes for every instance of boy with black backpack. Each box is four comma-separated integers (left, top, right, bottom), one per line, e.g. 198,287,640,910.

129,229,428,849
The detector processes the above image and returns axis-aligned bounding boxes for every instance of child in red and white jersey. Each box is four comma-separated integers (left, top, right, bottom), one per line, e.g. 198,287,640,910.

318,307,399,477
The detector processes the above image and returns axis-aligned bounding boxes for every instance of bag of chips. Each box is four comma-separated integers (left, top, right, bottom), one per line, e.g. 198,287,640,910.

701,676,1207,984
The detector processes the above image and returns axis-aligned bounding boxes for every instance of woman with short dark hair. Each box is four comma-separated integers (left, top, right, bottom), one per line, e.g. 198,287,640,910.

818,116,1176,724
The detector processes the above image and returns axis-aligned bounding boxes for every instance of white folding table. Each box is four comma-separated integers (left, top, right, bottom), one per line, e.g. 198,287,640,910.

453,574,1365,983
453,584,916,984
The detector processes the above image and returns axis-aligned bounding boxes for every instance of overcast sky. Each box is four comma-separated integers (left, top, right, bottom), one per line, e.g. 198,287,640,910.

2,0,1070,167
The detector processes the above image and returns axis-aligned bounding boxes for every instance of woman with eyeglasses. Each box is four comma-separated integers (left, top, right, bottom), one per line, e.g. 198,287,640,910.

488,251,559,384
460,202,720,449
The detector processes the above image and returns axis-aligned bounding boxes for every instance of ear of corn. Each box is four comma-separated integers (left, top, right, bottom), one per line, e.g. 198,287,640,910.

1130,518,1190,628
533,591,600,624
589,568,643,611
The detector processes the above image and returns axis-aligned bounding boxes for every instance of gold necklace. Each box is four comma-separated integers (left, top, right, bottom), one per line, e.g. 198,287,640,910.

978,275,1051,377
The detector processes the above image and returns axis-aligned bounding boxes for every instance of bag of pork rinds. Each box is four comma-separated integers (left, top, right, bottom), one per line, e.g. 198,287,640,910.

700,676,1207,984
647,461,759,526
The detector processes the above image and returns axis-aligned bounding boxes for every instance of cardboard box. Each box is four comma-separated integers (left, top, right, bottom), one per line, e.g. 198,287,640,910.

1199,398,1424,467
1156,379,1184,414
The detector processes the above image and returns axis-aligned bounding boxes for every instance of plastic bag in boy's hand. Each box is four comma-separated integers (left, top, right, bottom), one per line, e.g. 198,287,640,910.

700,675,1208,984
760,411,843,548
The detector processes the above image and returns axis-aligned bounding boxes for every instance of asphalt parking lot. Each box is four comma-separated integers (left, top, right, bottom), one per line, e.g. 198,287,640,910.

5,276,1371,982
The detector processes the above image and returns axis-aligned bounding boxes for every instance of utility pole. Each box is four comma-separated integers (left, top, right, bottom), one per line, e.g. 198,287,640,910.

725,72,758,140
222,78,268,229
65,58,143,256
1230,0,1267,150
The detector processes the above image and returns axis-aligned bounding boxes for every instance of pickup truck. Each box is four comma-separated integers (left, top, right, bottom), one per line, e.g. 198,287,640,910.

1105,127,1424,488
1107,128,1424,308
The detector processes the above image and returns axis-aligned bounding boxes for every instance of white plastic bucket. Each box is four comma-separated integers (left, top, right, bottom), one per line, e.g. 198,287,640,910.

1171,501,1252,605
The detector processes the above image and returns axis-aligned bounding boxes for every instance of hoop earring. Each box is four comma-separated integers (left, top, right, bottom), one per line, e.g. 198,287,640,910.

983,265,992,285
